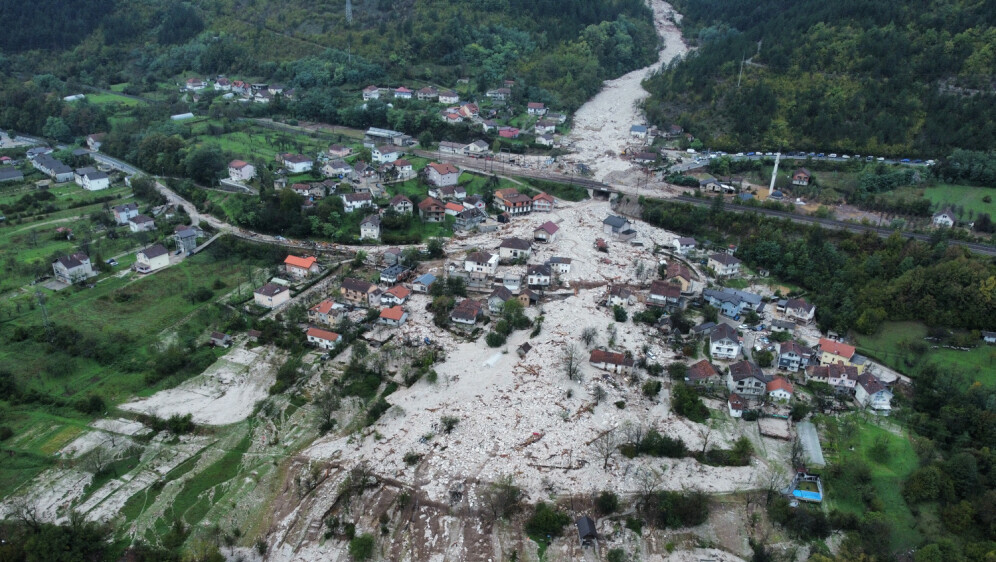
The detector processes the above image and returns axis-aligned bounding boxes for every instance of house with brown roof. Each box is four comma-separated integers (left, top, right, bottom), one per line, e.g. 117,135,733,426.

381,285,411,306
805,364,860,391
328,144,353,158
389,194,413,214
527,102,546,115
766,377,794,402
309,300,346,326
135,244,170,274
465,252,499,275
284,255,320,278
52,252,96,284
777,340,814,372
607,285,635,307
665,262,694,293
708,253,741,277
228,160,256,181
648,280,683,310
379,306,408,327
728,393,746,418
526,264,552,287
210,332,232,347
307,327,340,350
533,221,559,243
855,374,892,411
488,286,515,313
362,85,380,100
450,299,483,325
792,168,811,186
360,214,381,240
342,192,374,213
254,283,291,308
439,90,460,104
589,349,634,374
546,257,572,275
340,277,378,306
426,162,460,187
496,190,533,215
281,153,313,174
687,360,721,386
709,324,741,360
128,214,156,233
416,86,438,101
498,237,532,261
726,360,768,397
532,192,555,212
418,197,445,222
444,202,464,216
785,298,816,324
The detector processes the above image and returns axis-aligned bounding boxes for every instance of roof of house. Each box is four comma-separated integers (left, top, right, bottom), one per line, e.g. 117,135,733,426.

608,285,632,299
778,341,812,356
729,360,766,382
445,202,464,213
84,171,109,181
602,215,629,228
343,192,373,202
389,194,413,206
535,221,559,235
418,196,444,210
381,264,407,277
728,393,746,410
130,214,154,224
709,253,741,266
934,209,956,221
527,102,545,109
427,162,460,175
547,256,572,264
284,255,317,269
210,331,229,341
527,264,551,276
794,168,811,177
666,262,692,280
857,373,887,395
341,277,375,293
806,364,859,380
589,349,634,367
677,236,696,245
307,327,340,341
414,273,437,285
490,286,514,301
229,159,249,169
703,287,762,307
466,251,495,264
710,323,739,342
0,168,22,180
818,338,855,359
451,299,483,321
630,125,648,132
385,285,411,300
114,202,139,212
500,237,532,250
576,516,597,539
255,282,288,297
55,252,89,269
361,214,381,226
282,154,312,163
380,306,406,321
310,300,336,314
687,359,720,381
140,244,168,259
649,279,681,298
767,377,794,394
691,321,717,334
786,298,814,313
533,192,555,203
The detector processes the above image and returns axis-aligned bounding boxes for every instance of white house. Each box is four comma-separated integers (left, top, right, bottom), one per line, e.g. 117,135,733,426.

282,154,313,174
526,264,552,287
725,360,768,397
389,194,413,214
450,299,483,326
630,125,648,139
426,162,460,186
439,141,466,155
673,237,696,254
464,252,498,276
412,273,437,293
342,192,373,213
229,160,256,181
785,298,816,324
709,324,741,360
113,203,139,225
532,193,555,212
708,253,741,277
185,78,207,91
284,255,320,278
535,120,556,134
534,221,559,243
81,171,110,191
932,209,956,228
52,252,95,284
527,102,546,116
607,286,634,307
381,285,411,306
129,215,156,233
362,85,380,100
254,282,291,308
589,349,634,375
135,244,170,273
373,145,404,164
379,306,409,327
307,327,340,350
728,393,746,418
766,377,794,402
360,214,381,240
439,90,460,104
498,237,532,261
855,374,893,412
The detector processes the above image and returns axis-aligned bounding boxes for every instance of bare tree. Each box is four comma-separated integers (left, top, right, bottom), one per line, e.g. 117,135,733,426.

635,466,665,506
562,343,583,382
581,327,598,347
480,473,522,521
314,387,341,433
622,421,646,449
592,428,620,470
592,384,607,404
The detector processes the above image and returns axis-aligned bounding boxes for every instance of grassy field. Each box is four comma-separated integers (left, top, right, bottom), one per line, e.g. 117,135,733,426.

822,416,922,551
86,92,144,107
922,184,996,219
854,321,996,386
190,123,332,164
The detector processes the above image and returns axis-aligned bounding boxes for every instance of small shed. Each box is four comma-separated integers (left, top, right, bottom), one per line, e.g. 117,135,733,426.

210,332,232,347
517,342,532,358
576,516,596,546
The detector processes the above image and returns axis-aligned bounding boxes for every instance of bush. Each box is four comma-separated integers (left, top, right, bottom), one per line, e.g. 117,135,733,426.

485,331,506,347
645,491,709,528
642,380,662,398
624,517,643,534
638,429,687,458
403,451,422,465
613,305,628,322
607,548,627,562
525,502,571,538
596,491,619,515
667,362,688,380
348,534,375,560
0,426,13,441
671,383,709,422
440,415,459,434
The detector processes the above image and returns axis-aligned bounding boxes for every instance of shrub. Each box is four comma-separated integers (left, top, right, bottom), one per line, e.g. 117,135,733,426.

485,331,506,347
638,429,687,458
624,517,643,534
642,380,662,398
596,491,619,515
440,415,459,433
403,451,422,465
613,305,628,322
348,534,375,560
525,502,571,538
614,400,626,409
607,548,627,562
671,383,709,422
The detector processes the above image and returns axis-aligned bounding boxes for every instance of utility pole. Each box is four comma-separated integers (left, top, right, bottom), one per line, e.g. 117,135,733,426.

737,54,745,88
36,290,54,343
769,151,781,193
345,0,353,24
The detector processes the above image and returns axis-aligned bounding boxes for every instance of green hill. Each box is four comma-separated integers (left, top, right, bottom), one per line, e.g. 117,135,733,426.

643,0,996,156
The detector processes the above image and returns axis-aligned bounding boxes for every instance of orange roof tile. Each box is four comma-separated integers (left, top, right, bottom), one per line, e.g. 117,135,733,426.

819,338,855,360
766,377,794,394
380,306,405,321
284,255,317,269
306,327,340,341
385,285,411,299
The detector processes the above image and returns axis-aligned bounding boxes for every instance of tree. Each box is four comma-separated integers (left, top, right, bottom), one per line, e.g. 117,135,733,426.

184,146,227,186
754,349,774,368
581,326,598,347
42,116,72,142
314,387,341,433
592,427,620,469
596,490,619,515
481,473,522,520
613,305,628,322
348,534,375,560
562,343,583,381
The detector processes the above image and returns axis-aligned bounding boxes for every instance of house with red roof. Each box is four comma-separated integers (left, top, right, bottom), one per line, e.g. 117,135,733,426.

379,306,408,326
589,349,634,375
766,377,795,402
309,300,345,326
228,160,256,181
418,197,445,222
394,87,413,99
284,255,320,278
527,102,546,116
817,338,863,372
306,327,340,350
426,162,460,186
381,285,411,306
686,359,721,386
532,192,555,212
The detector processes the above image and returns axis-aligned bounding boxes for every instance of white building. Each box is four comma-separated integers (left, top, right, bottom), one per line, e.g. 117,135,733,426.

254,283,291,308
307,327,340,350
135,244,170,273
229,160,256,181
360,214,381,240
709,324,741,360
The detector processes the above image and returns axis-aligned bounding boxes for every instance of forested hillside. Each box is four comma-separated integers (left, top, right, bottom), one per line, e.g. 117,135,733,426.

0,0,658,112
644,0,996,156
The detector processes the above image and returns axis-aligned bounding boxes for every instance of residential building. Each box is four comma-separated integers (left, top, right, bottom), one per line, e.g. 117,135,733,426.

362,85,380,100
535,120,556,134
984,331,996,344
498,268,524,293
75,167,96,186
703,287,763,318
439,90,460,104
373,145,404,164
465,252,499,276
381,285,411,306
32,154,73,182
817,338,863,372
526,264,552,287
380,264,408,284
128,214,156,233
342,192,374,213
412,273,437,293
113,203,139,225
708,253,742,277
379,306,409,327
0,169,23,183
488,286,514,313
454,208,486,231
254,283,290,308
932,209,956,228
444,202,464,216
728,393,746,418
80,170,110,191
307,327,340,350
465,140,489,156
709,323,741,360
284,255,320,278
52,252,95,284
536,134,555,147
389,194,413,214
328,144,352,158
648,280,682,310
281,154,313,174
486,88,511,101
323,159,353,178
546,257,572,275
416,87,438,101
791,168,811,186
630,125,648,139
229,160,256,181
340,277,378,306
210,332,232,347
394,87,413,99
439,141,466,155
777,341,814,372
135,244,170,273
607,286,635,307
360,214,381,240
432,185,467,200
498,237,532,261
767,377,794,402
785,298,816,323
855,374,893,411
426,162,460,187
450,299,483,325
673,237,696,254
726,360,768,397
589,349,634,375
687,359,721,386
602,215,633,237
665,262,694,293
86,133,105,152
530,193,555,213
527,102,546,115
805,364,860,392
185,77,207,90
174,225,198,255
418,197,445,222
533,221,559,243
496,190,533,215
309,300,346,327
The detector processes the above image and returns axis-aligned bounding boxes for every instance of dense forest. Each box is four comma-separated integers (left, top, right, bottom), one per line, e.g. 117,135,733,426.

644,0,996,156
0,0,658,113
